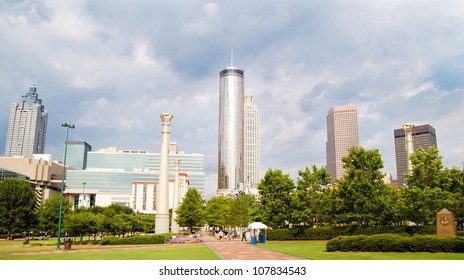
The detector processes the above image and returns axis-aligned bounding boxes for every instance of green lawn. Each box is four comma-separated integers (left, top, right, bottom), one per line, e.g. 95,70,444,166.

256,241,464,260
0,240,220,260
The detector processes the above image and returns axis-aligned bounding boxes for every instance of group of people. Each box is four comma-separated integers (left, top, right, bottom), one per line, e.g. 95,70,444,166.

213,228,251,242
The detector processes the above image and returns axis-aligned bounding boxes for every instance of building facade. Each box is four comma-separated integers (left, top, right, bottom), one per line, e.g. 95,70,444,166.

326,104,359,181
394,124,437,185
217,65,244,194
65,146,204,208
244,95,260,190
5,85,48,157
66,141,92,170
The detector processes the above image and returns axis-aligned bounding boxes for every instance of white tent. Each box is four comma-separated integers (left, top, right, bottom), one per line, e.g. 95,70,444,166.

248,222,267,229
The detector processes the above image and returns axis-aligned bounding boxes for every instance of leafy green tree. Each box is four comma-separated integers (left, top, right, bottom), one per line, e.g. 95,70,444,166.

205,195,231,228
63,211,100,241
257,169,295,228
229,193,258,228
176,188,206,233
0,178,37,239
291,165,331,226
403,186,455,225
36,194,72,236
336,146,388,226
405,146,443,189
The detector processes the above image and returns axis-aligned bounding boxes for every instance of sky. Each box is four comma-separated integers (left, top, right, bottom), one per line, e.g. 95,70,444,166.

1,0,463,200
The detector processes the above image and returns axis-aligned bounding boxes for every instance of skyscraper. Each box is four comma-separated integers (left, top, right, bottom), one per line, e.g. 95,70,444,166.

5,85,48,157
244,96,260,190
217,63,244,195
326,104,359,181
394,124,437,185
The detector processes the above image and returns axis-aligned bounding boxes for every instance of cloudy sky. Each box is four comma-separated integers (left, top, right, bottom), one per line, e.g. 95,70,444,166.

1,0,463,199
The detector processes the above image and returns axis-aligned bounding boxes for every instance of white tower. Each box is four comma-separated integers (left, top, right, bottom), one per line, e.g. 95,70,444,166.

155,113,173,234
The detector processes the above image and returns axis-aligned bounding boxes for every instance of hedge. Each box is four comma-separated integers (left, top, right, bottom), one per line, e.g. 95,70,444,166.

100,233,174,245
326,234,464,253
266,225,436,241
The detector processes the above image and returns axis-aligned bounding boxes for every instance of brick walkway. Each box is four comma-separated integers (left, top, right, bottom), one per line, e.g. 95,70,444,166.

201,233,303,260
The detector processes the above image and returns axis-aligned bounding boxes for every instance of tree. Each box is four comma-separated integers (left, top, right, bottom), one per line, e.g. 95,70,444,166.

336,146,388,226
257,169,295,228
175,188,206,233
291,165,331,226
405,146,443,189
63,211,100,241
36,194,72,236
229,193,258,228
0,178,37,239
205,195,231,228
404,146,461,225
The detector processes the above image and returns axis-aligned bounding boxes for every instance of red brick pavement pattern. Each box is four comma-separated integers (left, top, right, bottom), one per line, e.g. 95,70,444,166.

202,233,303,260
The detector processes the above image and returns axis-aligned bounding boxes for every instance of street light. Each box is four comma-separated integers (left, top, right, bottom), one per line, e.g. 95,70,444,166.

56,122,75,250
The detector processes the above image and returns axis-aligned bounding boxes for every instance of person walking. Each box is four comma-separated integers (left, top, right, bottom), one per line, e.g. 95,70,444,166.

241,230,247,241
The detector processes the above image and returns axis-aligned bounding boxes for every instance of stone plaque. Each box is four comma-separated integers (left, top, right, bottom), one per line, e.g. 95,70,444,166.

436,208,456,237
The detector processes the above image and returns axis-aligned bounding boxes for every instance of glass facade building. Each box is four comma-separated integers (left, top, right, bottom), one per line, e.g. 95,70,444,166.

218,66,244,194
5,85,48,157
65,148,204,207
66,141,92,170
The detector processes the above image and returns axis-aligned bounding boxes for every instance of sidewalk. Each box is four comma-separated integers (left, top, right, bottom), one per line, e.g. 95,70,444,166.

202,233,303,260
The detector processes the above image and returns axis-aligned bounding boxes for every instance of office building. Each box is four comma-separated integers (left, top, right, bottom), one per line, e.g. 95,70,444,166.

244,96,260,189
326,104,359,181
65,146,204,208
5,85,48,157
217,62,244,195
66,141,92,170
394,124,437,185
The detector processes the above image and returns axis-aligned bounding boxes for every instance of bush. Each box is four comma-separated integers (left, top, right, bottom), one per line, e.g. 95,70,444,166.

100,233,174,245
326,234,464,253
267,225,435,241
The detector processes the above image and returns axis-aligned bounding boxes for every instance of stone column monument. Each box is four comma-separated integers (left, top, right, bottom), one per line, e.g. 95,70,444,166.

155,113,173,234
437,208,456,237
170,159,182,233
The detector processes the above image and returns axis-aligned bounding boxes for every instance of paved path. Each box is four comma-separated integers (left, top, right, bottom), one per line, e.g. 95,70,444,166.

201,233,303,260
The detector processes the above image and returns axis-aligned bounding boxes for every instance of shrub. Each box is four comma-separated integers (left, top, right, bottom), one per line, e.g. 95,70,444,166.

326,234,464,253
267,225,435,241
100,233,174,245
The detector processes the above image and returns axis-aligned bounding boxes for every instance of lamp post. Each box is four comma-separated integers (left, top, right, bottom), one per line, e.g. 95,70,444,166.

56,122,75,250
82,182,86,207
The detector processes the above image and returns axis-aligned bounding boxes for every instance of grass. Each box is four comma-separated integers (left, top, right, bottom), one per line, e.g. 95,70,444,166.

0,239,220,260
3,239,464,260
256,241,464,260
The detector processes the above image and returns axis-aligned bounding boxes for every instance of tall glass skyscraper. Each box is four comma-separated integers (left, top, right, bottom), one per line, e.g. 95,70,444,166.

244,96,260,189
5,85,48,157
326,104,359,181
217,64,244,194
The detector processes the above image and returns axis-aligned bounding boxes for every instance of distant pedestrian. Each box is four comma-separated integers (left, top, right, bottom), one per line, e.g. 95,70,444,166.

218,230,224,241
241,230,247,241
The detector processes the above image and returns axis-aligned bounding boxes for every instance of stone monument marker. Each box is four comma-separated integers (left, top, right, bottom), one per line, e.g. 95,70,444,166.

436,208,456,237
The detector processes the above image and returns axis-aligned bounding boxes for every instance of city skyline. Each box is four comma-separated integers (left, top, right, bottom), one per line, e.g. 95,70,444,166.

1,1,464,199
